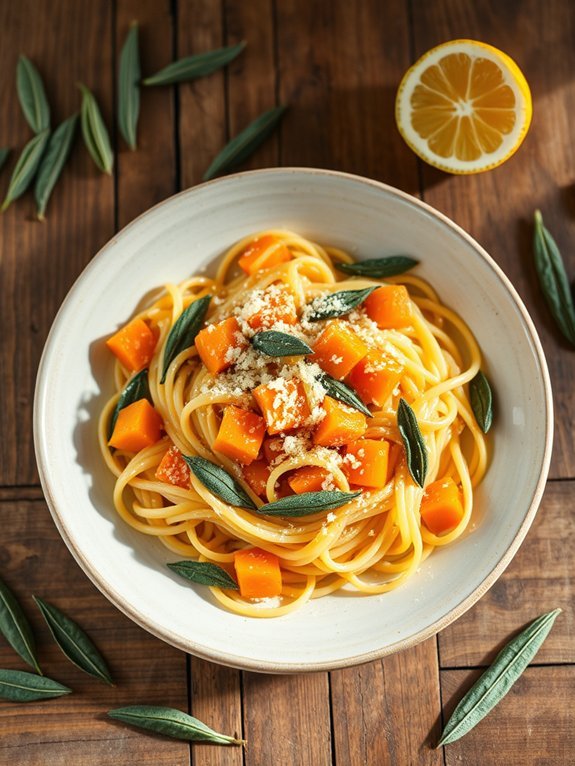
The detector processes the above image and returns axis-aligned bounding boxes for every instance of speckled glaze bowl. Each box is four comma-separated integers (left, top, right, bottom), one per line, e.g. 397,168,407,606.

34,168,553,672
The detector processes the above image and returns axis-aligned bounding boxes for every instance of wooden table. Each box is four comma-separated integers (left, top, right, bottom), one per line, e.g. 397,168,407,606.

1,1,573,763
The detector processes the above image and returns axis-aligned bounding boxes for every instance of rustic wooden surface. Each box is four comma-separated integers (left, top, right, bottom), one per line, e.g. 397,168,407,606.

0,1,573,763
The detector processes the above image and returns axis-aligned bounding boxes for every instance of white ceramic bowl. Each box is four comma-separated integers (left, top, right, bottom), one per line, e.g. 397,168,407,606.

34,168,553,673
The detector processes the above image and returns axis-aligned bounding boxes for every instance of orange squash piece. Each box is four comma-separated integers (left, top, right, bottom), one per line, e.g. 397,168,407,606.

343,439,389,488
247,289,298,330
263,436,285,464
364,285,413,329
312,321,368,379
243,460,272,497
313,396,367,447
108,399,163,452
106,318,157,372
346,350,403,407
253,379,311,434
213,405,266,465
288,465,331,494
155,444,190,488
234,547,283,598
420,478,464,535
194,317,247,374
238,235,292,275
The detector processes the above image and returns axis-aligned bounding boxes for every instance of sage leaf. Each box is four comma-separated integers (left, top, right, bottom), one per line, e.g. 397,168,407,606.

438,608,561,747
143,41,246,86
319,373,372,418
1,130,49,212
307,286,377,321
252,331,313,357
108,705,244,745
118,22,140,150
33,597,113,685
0,669,70,702
167,561,238,590
336,255,418,278
0,577,41,674
34,114,78,220
533,210,575,346
79,84,114,174
203,105,286,181
17,56,50,133
0,148,10,173
258,490,361,517
109,368,151,439
184,455,257,511
161,295,211,383
397,398,427,488
470,370,493,433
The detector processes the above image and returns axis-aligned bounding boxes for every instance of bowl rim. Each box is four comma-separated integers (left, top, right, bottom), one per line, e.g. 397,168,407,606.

33,166,554,673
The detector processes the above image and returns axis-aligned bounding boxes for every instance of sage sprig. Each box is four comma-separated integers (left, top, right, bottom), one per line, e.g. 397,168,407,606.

167,561,238,590
0,148,10,173
34,114,78,220
336,255,418,278
118,22,140,150
258,490,361,517
319,373,372,418
397,398,427,488
17,55,50,133
0,577,41,674
143,41,246,86
108,705,245,745
0,669,70,703
203,105,286,181
533,210,575,346
307,286,377,321
161,295,211,383
438,608,561,747
1,129,50,212
470,371,493,433
79,84,113,174
34,596,113,685
109,368,151,438
252,331,313,357
184,455,257,510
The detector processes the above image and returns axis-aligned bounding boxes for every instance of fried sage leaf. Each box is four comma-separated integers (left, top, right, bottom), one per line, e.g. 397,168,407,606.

470,370,493,433
0,669,70,702
109,368,151,438
319,373,372,418
0,148,10,173
143,41,246,86
167,561,238,590
35,114,78,220
397,398,427,488
307,286,377,321
118,22,140,149
1,130,49,211
108,705,244,744
203,105,286,181
0,577,41,674
252,331,313,357
17,55,50,133
258,490,361,517
161,295,211,383
79,84,114,174
438,608,562,747
336,255,418,278
34,597,113,685
184,456,257,511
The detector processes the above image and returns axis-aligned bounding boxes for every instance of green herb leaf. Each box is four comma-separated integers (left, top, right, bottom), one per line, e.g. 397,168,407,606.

0,148,10,173
470,370,493,434
0,669,70,702
397,398,427,488
438,608,561,747
34,114,78,220
33,597,113,685
161,295,211,383
533,210,575,346
203,105,286,181
1,130,49,212
252,331,313,357
0,577,41,674
184,455,257,511
108,368,151,439
336,255,418,278
118,22,140,150
167,561,238,590
108,705,244,745
17,56,50,133
319,373,372,418
258,490,361,517
307,286,377,321
79,84,114,174
143,41,246,86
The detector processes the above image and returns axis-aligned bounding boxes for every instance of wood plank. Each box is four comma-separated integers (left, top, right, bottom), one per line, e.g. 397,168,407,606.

411,0,575,479
330,639,443,766
439,481,574,667
0,500,188,765
0,0,116,486
441,667,575,764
